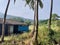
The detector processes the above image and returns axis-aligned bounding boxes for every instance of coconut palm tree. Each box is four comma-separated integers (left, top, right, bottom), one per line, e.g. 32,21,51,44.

1,0,16,42
48,0,53,44
34,0,38,45
25,0,43,35
25,0,43,45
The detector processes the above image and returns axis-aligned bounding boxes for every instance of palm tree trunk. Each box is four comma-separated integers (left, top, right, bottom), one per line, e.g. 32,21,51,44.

48,0,53,30
34,0,38,45
1,0,10,42
48,0,53,44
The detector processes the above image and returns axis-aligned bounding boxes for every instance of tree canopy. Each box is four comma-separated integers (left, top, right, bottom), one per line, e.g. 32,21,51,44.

25,0,43,10
52,14,60,20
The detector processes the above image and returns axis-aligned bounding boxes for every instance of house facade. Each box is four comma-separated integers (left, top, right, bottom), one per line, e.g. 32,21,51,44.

0,18,29,35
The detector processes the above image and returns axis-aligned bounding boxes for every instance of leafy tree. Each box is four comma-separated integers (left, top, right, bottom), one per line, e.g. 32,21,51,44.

52,14,60,21
24,20,31,25
1,0,16,42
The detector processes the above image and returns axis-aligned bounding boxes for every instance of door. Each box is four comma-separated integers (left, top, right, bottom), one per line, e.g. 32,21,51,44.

10,26,13,34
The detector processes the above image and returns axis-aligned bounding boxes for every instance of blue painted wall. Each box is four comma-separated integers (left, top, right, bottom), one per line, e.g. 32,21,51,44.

0,24,29,35
18,25,29,32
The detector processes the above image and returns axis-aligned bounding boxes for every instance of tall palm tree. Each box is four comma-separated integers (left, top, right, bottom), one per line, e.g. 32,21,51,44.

1,0,16,42
25,0,43,31
34,0,38,45
48,0,53,44
25,0,43,36
25,0,43,45
48,0,53,30
52,14,60,21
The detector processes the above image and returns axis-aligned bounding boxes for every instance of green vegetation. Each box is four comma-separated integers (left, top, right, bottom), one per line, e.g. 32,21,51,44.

0,13,60,45
29,23,60,45
0,0,59,44
0,33,29,45
0,19,60,45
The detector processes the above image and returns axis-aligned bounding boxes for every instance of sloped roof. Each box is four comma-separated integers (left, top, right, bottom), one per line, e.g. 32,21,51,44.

0,18,28,25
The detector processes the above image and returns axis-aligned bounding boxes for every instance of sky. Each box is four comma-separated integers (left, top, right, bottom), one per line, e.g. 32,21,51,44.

0,0,60,20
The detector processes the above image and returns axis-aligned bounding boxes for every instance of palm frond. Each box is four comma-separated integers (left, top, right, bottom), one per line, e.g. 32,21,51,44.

38,0,43,8
25,0,31,5
25,0,43,9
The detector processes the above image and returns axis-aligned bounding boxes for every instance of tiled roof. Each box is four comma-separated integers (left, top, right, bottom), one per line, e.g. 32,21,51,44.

0,18,27,25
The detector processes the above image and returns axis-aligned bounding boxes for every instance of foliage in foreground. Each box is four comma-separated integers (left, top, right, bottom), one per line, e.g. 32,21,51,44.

29,25,60,45
0,24,60,45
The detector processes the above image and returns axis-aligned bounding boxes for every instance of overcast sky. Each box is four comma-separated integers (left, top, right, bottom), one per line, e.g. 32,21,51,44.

0,0,60,20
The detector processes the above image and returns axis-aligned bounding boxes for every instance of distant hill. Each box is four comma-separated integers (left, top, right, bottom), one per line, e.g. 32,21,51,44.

0,12,33,24
1,12,56,25
0,12,32,20
0,12,19,19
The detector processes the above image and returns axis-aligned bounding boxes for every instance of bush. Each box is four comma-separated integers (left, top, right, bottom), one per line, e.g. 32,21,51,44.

38,26,50,45
53,31,60,43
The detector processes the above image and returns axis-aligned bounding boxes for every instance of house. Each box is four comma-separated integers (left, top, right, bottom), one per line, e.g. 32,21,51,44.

0,18,29,35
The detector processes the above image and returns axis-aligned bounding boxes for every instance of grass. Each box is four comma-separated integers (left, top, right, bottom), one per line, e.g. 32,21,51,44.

0,33,30,45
